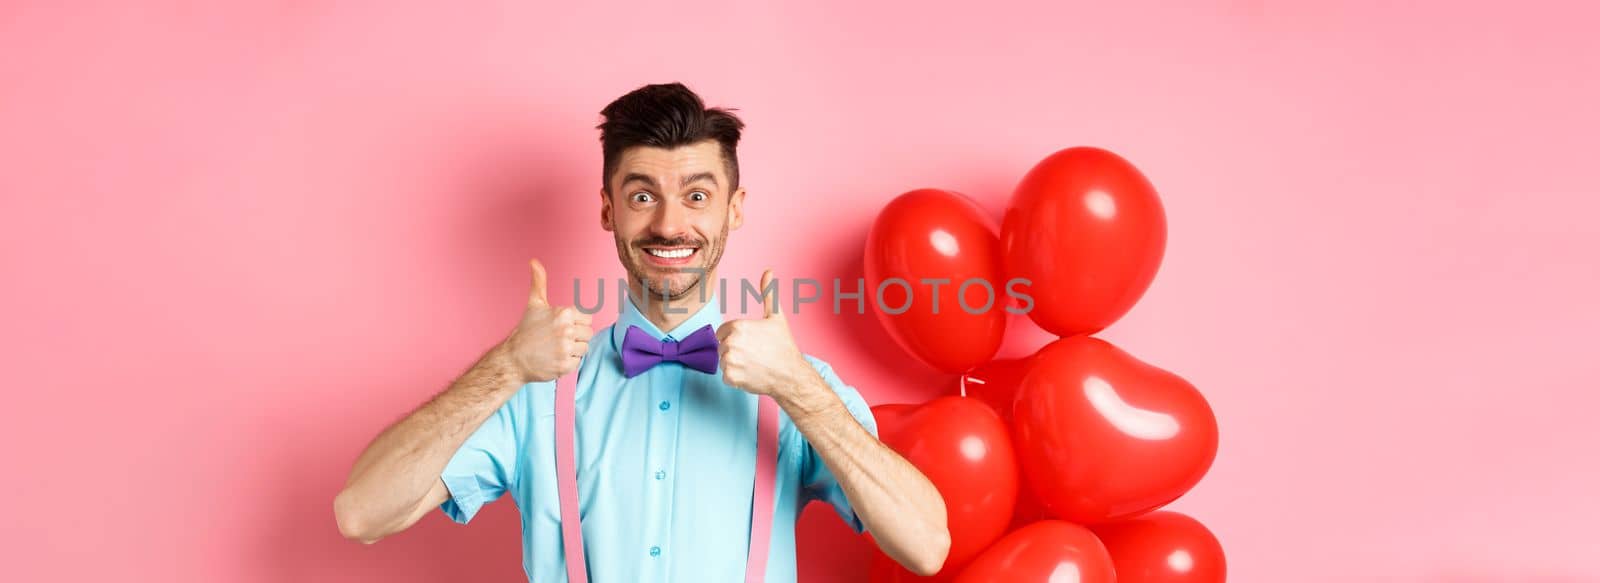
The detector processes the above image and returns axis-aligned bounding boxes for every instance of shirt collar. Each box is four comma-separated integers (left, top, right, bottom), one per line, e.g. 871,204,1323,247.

610,290,724,350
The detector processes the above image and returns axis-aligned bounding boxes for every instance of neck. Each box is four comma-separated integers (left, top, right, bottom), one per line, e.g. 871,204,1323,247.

628,272,716,333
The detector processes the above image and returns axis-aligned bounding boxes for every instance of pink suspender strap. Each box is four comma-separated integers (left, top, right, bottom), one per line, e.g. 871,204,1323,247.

745,396,780,582
554,373,589,583
552,372,780,583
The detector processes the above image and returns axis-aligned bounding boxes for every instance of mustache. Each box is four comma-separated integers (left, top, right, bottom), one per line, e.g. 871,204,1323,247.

632,236,704,248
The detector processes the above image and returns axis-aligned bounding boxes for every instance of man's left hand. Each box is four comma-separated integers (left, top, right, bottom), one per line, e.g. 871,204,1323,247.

716,269,817,398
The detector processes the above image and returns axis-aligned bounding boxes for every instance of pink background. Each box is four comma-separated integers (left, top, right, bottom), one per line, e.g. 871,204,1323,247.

3,1,1597,581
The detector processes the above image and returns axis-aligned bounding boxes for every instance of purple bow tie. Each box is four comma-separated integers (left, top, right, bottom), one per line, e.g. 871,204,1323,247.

620,324,719,378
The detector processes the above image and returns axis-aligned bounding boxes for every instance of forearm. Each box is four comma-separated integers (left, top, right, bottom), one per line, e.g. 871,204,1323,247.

777,376,951,576
335,342,525,540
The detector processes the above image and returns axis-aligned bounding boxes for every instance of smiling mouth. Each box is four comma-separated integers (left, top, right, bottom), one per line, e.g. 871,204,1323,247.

644,247,696,259
640,245,700,265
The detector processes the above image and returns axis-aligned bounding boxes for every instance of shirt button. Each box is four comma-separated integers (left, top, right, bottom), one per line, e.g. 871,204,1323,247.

654,470,666,480
658,401,671,411
649,546,661,557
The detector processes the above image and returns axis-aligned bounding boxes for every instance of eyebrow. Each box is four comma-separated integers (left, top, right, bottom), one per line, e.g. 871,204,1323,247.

619,172,720,190
680,172,718,188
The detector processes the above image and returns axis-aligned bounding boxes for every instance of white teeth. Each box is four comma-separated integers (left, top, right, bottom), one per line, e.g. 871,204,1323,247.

646,248,694,259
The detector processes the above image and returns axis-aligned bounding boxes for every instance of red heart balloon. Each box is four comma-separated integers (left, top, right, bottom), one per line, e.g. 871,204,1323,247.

953,520,1115,583
960,357,1032,422
868,397,1018,580
1001,147,1166,336
866,189,1007,373
960,357,1047,532
1091,511,1226,583
1013,336,1218,524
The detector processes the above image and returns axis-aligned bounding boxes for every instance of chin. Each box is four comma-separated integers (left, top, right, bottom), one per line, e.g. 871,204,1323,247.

638,271,704,300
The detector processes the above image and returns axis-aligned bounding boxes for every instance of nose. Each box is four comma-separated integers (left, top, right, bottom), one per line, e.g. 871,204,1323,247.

648,199,689,240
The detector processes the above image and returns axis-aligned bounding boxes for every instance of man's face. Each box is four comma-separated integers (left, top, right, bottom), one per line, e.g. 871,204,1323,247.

601,139,745,301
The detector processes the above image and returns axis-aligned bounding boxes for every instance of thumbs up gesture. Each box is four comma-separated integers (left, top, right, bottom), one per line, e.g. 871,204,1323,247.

502,259,594,383
716,270,816,397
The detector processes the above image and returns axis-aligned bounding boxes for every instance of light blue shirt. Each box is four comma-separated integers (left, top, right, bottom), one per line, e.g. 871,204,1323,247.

439,292,878,582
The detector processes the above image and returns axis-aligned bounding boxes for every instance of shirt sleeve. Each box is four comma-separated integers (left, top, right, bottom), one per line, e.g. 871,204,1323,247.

437,381,538,524
797,357,879,534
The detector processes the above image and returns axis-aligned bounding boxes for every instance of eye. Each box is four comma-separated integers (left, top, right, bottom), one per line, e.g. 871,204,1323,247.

688,191,708,203
631,191,654,204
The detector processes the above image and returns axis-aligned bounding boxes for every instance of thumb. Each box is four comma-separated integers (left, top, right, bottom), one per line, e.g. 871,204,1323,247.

528,259,549,307
760,269,783,319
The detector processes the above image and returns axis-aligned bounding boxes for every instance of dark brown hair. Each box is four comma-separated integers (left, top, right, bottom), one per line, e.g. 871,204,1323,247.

597,82,745,193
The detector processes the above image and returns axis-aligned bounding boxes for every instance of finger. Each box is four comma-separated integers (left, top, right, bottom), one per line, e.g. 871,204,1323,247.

528,259,549,307
759,269,781,319
715,321,734,344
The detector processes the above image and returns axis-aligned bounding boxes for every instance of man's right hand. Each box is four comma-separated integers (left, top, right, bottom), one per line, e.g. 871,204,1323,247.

501,259,594,382
336,259,592,544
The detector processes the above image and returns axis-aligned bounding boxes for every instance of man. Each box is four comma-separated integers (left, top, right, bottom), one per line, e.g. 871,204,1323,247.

333,82,950,582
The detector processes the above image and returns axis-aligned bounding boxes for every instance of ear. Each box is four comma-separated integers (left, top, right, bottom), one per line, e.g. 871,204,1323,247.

728,187,746,231
599,186,614,232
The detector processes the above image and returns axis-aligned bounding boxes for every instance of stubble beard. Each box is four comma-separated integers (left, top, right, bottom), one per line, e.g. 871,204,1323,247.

617,219,730,303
